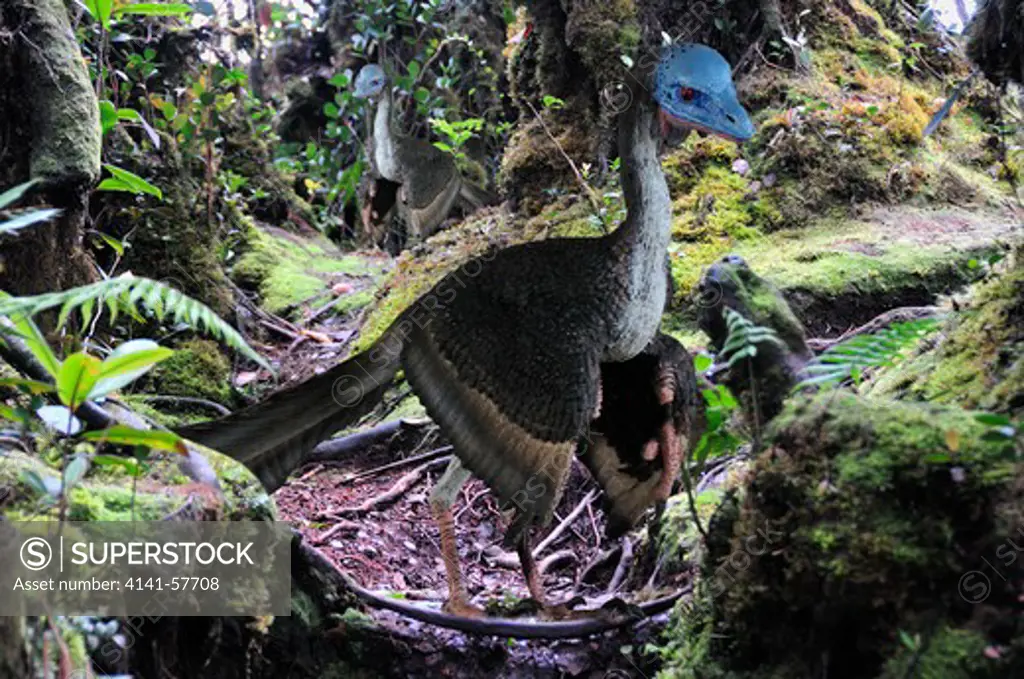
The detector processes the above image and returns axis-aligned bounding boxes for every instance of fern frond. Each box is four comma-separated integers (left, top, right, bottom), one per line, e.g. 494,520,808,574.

794,318,939,391
0,275,270,370
720,307,785,368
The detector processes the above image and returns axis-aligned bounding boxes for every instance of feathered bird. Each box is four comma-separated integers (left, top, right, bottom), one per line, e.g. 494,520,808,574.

353,64,497,247
177,43,753,616
924,0,1023,135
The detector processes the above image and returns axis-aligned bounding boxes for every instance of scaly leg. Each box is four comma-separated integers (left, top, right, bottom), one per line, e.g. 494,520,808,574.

429,458,481,616
516,531,547,606
517,532,583,619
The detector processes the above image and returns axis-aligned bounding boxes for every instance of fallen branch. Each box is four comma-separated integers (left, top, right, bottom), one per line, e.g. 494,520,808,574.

318,456,449,522
305,418,433,465
538,549,577,575
315,519,362,545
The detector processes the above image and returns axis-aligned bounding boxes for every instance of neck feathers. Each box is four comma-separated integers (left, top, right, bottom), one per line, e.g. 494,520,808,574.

611,94,671,252
372,92,400,179
602,91,673,362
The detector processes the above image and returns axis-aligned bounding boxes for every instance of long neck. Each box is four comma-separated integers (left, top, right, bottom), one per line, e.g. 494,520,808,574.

372,90,400,180
600,93,673,362
607,95,672,261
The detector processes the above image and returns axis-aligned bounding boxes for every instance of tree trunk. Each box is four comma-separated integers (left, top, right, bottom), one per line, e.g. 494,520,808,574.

0,0,101,296
0,618,30,679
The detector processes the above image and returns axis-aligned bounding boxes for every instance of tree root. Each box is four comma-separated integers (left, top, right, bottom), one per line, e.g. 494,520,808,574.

297,536,689,639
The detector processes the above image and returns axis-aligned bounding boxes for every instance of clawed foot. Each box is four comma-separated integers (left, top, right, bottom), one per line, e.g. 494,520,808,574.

441,597,485,618
516,594,603,621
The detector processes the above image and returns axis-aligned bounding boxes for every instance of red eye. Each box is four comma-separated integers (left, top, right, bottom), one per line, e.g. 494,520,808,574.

680,87,696,102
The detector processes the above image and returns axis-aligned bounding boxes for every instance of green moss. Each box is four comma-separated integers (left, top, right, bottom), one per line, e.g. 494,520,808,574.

24,0,101,184
0,443,272,522
869,252,1024,417
232,223,378,317
656,392,1024,678
879,626,997,679
144,338,233,405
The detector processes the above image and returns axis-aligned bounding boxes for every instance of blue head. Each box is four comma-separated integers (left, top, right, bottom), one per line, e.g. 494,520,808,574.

353,64,387,100
653,44,755,143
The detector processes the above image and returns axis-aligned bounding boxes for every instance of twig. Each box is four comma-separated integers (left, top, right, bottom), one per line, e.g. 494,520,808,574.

319,457,450,520
133,394,232,417
259,319,301,340
606,536,634,595
491,489,599,569
315,518,362,545
805,306,943,352
538,549,577,575
586,501,600,547
534,489,597,556
454,487,490,521
524,101,604,217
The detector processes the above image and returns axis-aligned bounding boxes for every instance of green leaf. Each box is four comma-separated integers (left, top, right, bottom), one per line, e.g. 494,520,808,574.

0,298,61,378
97,178,133,193
0,179,40,210
0,276,269,370
693,353,713,374
97,232,125,256
0,377,55,394
407,60,421,78
113,2,193,17
83,0,114,28
21,469,62,498
64,453,90,488
89,340,173,399
324,102,340,118
99,100,118,135
973,412,1012,426
81,425,188,454
102,164,163,199
92,454,143,476
57,352,103,410
982,427,1017,441
0,208,62,235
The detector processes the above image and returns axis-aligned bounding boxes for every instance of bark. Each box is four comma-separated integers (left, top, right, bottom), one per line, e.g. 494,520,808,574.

0,0,101,296
0,618,30,679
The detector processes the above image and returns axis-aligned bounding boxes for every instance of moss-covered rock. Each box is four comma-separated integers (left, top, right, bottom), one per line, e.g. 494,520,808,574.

869,249,1024,417
142,338,234,406
695,254,811,423
657,392,1024,679
0,445,272,523
231,221,382,318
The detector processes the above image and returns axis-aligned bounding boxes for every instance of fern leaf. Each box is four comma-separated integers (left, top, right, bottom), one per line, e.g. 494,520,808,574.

794,318,939,392
0,275,270,370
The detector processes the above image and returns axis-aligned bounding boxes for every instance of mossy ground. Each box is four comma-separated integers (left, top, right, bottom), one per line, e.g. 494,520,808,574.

231,221,383,318
657,392,1024,679
0,443,272,523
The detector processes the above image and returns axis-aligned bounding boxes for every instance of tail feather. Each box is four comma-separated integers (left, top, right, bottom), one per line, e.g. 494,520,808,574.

176,329,404,492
